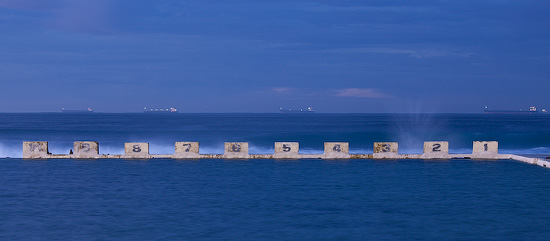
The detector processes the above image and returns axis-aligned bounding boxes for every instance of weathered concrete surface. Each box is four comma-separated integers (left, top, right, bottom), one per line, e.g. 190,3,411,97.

300,154,324,159
18,140,550,169
373,142,399,159
23,141,49,159
324,142,350,159
350,154,373,159
274,142,300,158
223,142,249,159
473,141,498,158
73,141,99,158
422,141,449,159
124,143,150,158
174,142,200,158
506,154,550,168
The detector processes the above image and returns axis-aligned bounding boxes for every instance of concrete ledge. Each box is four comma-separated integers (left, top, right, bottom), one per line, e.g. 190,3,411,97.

274,142,300,159
223,142,249,159
74,141,100,159
18,140,550,169
373,142,399,159
174,142,200,159
324,142,350,159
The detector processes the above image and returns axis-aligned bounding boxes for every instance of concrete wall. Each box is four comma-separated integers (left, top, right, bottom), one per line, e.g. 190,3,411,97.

22,140,545,168
324,142,350,158
473,141,498,157
274,142,300,158
73,141,99,158
423,141,449,158
223,142,249,159
124,142,149,158
23,141,49,159
373,142,399,159
174,142,200,158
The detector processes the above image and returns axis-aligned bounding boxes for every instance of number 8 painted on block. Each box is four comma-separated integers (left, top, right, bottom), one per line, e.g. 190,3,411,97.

132,145,141,152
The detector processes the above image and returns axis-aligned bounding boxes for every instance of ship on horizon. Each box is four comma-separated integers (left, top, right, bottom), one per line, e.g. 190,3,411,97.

61,108,93,113
143,107,178,113
279,107,315,113
483,106,546,114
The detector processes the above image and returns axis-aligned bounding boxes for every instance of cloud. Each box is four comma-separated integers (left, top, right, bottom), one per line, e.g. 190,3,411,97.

316,47,475,59
271,87,294,93
299,3,431,13
335,88,392,98
49,0,114,34
0,0,116,34
0,0,62,10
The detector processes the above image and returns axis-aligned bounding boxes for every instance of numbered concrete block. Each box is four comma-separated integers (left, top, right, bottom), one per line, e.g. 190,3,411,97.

423,141,449,156
324,142,350,158
274,142,300,158
224,142,249,158
473,141,498,156
124,142,149,158
175,142,200,158
23,141,49,158
73,141,99,158
373,142,399,159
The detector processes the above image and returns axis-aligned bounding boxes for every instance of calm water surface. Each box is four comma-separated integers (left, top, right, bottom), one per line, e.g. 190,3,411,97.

1,158,550,240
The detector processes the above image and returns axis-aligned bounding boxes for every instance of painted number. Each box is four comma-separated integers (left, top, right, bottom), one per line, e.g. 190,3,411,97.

182,143,192,152
382,144,391,152
132,145,142,152
282,144,291,152
432,144,441,152
28,143,39,152
333,144,342,152
484,143,488,152
80,143,90,152
231,144,241,152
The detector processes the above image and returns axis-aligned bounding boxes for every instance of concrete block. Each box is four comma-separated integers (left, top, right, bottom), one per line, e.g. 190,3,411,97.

124,142,149,158
23,141,49,159
274,142,300,158
324,142,350,158
423,141,449,155
224,142,249,158
174,142,200,158
73,141,99,158
473,141,498,157
373,142,399,159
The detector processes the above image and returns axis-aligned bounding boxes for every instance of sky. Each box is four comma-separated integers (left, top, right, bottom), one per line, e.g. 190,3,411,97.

0,0,549,113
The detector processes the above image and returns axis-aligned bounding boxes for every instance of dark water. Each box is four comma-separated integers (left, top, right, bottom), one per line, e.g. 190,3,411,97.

1,113,550,240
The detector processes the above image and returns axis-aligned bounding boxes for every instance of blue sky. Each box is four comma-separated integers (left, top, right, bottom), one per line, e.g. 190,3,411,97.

0,0,549,113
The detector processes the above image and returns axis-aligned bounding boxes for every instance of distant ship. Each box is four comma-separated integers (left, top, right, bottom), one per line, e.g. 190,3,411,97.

279,107,315,113
143,107,178,113
61,108,93,113
483,106,540,114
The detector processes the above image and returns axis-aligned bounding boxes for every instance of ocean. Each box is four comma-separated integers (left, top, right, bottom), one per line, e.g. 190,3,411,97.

1,113,550,240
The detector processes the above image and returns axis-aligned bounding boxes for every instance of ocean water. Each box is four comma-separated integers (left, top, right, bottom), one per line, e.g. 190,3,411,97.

2,113,550,156
1,113,550,240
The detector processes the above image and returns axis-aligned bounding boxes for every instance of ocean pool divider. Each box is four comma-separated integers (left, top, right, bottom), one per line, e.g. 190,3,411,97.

373,142,399,159
21,141,550,169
